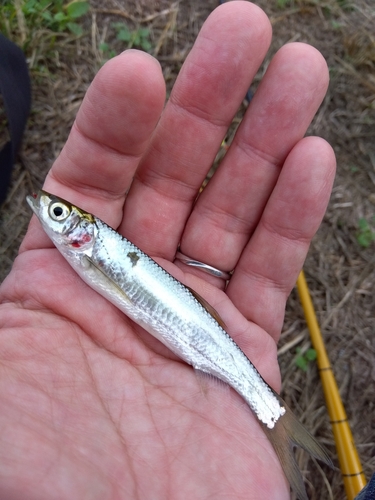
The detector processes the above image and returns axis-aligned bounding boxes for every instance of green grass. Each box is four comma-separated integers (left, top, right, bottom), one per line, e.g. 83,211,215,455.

1,1,155,74
1,0,90,48
99,23,153,63
356,218,375,248
295,347,317,371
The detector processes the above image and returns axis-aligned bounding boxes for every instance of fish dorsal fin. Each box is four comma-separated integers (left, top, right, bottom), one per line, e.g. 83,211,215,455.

82,255,133,305
187,286,227,330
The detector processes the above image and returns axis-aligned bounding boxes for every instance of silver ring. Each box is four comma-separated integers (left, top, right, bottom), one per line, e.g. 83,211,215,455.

175,251,232,280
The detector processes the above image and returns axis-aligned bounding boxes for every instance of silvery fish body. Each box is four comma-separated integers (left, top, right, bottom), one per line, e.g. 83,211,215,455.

84,218,284,427
27,190,332,500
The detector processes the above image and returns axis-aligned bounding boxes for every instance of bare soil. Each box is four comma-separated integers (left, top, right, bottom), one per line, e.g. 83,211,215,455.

1,1,374,499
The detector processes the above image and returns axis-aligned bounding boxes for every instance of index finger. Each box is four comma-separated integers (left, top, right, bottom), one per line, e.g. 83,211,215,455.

119,2,272,259
21,50,166,252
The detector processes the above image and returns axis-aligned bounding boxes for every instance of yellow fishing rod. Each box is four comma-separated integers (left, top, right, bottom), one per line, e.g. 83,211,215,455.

296,270,366,500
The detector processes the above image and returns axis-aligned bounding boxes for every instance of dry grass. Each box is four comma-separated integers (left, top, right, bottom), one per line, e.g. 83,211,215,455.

1,1,375,498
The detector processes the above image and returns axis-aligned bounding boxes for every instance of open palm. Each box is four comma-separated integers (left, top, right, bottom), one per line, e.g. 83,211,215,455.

0,3,335,499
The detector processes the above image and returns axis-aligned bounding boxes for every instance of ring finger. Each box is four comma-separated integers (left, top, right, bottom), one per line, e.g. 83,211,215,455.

177,42,330,283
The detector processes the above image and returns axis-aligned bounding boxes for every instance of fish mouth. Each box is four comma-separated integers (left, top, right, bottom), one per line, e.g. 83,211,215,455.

26,191,41,215
27,190,84,237
26,190,52,215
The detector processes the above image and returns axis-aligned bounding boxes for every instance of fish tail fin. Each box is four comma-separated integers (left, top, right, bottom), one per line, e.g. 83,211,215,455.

262,396,333,500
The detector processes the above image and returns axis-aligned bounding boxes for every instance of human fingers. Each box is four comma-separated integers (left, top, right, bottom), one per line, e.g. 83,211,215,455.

177,43,330,279
119,1,272,259
21,50,165,252
227,136,336,340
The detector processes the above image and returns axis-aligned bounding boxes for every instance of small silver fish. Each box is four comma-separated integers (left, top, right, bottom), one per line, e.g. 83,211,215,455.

27,190,333,499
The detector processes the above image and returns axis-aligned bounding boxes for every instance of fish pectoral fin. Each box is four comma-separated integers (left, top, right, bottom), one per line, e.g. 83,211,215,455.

187,286,227,330
82,255,133,304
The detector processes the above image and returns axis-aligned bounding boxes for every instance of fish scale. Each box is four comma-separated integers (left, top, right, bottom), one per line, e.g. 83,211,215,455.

27,190,333,500
94,220,275,411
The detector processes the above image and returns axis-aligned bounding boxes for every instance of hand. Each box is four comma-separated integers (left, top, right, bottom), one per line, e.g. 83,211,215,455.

0,2,335,499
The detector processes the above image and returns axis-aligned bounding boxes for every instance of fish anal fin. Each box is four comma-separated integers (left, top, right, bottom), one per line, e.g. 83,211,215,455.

82,255,133,305
194,368,230,400
187,286,227,330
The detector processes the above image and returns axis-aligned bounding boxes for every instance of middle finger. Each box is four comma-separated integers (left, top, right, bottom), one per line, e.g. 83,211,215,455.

120,2,272,258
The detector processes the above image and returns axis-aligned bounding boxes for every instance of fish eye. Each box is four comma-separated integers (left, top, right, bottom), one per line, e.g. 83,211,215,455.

49,202,70,221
